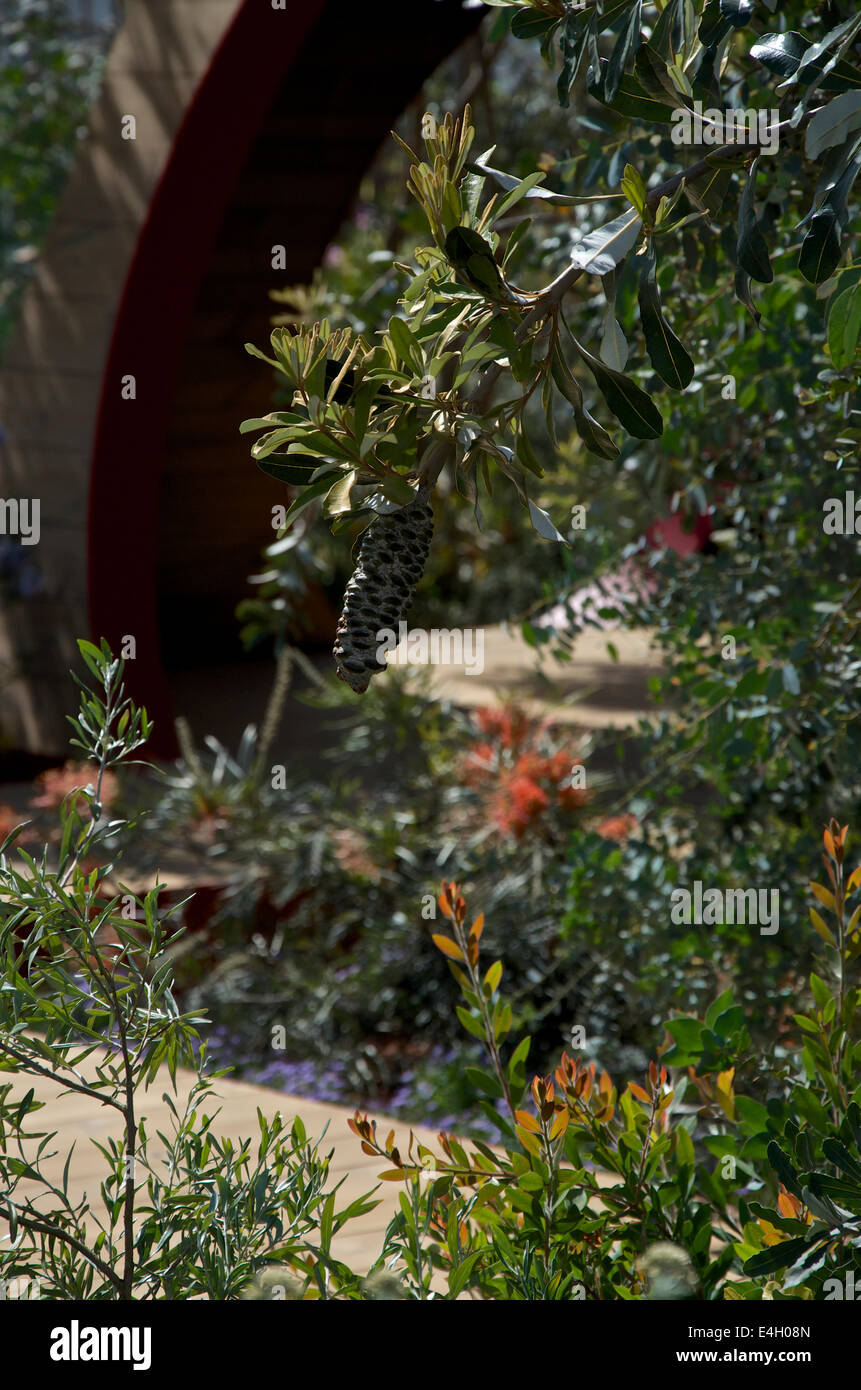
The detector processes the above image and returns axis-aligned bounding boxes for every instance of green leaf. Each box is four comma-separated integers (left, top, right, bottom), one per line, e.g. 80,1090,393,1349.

483,960,503,995
720,0,753,28
736,161,773,285
510,10,558,41
638,241,694,389
456,1006,487,1041
743,1236,812,1277
239,411,304,435
822,1138,861,1183
448,1250,484,1298
605,1,642,104
528,501,568,543
76,639,104,680
705,989,735,1030
828,279,861,368
493,172,547,221
280,474,338,529
567,330,663,439
602,70,677,123
793,14,861,90
15,1087,35,1128
549,344,618,459
699,0,731,47
806,91,861,160
621,163,648,220
735,1095,770,1133
380,474,417,505
508,1035,531,1082
767,1140,804,1199
444,225,513,302
634,42,685,105
463,1066,503,1100
751,30,861,91
515,428,545,477
460,166,485,223
810,972,831,1009
322,470,358,518
388,316,424,375
734,268,762,327
666,1017,705,1052
569,208,642,275
551,344,583,408
574,403,621,460
600,305,628,372
256,456,319,486
468,157,582,207
557,12,589,106
798,209,841,285
244,341,279,368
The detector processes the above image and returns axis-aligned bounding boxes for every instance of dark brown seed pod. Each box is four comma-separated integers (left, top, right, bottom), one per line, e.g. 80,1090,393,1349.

333,491,434,692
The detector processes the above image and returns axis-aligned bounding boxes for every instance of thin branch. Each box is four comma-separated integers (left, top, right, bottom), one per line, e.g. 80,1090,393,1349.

0,1038,125,1112
3,1208,124,1294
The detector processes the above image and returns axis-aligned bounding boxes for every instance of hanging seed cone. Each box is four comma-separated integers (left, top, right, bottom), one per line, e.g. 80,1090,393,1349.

334,491,434,692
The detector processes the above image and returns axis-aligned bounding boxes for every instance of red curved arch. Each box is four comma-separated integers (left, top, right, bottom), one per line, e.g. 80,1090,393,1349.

87,0,481,757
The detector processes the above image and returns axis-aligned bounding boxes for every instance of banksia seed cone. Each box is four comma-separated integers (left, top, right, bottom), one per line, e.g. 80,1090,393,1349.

334,492,434,692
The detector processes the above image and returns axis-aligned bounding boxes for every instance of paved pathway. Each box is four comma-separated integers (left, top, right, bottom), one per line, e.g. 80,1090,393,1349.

2,1052,442,1281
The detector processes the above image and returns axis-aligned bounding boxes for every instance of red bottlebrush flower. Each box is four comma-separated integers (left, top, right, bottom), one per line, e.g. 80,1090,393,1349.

547,749,574,782
473,704,534,751
511,750,548,781
512,776,548,817
492,775,549,837
464,702,588,838
558,785,588,811
461,741,499,785
596,813,639,843
474,707,507,738
29,761,118,816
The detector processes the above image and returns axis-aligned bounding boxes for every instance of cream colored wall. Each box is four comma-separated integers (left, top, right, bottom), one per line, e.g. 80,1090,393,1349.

0,0,242,753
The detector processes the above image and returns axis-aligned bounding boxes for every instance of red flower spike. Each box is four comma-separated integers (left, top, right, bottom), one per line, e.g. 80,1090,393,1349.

596,813,639,843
